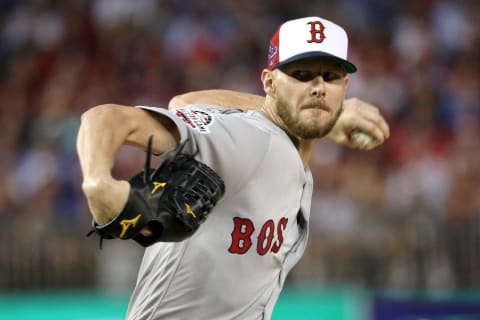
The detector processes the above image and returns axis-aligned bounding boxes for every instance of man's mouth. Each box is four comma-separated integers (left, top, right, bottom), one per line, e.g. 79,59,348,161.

300,103,329,111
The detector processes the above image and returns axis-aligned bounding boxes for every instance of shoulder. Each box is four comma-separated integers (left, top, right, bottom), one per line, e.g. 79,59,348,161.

152,105,269,136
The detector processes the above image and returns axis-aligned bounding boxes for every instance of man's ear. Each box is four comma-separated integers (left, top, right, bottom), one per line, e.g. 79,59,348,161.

342,75,349,100
261,69,275,97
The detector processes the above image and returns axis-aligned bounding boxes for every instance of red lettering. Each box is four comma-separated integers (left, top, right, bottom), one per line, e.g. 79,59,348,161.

257,220,274,255
271,217,288,253
307,21,326,43
228,217,289,255
228,217,255,254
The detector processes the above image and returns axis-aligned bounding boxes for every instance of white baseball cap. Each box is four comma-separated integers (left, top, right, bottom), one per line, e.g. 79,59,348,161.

267,16,357,73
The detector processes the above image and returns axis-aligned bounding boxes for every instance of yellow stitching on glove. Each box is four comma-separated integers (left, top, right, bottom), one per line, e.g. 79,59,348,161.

185,203,197,218
151,181,166,194
119,214,142,238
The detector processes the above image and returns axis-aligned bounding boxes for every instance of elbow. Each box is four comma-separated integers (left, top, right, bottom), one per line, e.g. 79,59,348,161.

80,103,119,123
79,103,135,133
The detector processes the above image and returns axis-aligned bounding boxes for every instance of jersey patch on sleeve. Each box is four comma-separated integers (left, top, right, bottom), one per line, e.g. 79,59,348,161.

175,108,214,134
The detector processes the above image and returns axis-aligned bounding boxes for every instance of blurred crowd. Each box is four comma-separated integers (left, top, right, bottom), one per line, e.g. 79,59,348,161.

0,0,479,292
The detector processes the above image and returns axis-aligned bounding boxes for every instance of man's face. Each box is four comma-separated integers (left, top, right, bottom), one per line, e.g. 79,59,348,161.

270,58,348,139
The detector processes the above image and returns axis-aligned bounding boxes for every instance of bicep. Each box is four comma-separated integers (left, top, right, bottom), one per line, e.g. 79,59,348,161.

124,108,180,154
80,104,179,154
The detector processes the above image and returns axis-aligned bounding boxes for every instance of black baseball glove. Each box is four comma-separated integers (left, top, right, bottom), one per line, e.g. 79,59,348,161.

87,136,225,248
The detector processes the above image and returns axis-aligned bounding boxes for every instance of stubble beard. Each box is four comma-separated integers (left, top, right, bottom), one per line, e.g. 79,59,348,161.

276,96,343,140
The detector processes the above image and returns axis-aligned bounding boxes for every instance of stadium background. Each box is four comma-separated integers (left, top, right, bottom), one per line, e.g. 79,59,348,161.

0,0,478,319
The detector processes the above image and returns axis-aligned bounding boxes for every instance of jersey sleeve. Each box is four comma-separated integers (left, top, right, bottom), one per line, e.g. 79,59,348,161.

136,105,270,198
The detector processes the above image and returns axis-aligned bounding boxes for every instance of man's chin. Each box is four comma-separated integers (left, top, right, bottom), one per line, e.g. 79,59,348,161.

293,124,331,139
298,118,337,139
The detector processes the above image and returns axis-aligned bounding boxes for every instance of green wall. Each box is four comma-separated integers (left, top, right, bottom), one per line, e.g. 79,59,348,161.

0,287,367,320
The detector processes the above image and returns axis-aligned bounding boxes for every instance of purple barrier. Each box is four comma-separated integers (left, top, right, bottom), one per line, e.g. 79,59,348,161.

372,295,480,320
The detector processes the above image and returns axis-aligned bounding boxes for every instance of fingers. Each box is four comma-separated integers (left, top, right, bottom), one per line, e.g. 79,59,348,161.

350,99,389,137
350,131,375,150
140,227,153,237
343,98,390,149
361,119,388,144
348,126,382,150
366,108,390,140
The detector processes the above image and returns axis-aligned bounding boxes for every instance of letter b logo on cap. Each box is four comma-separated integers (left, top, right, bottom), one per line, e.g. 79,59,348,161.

306,21,326,43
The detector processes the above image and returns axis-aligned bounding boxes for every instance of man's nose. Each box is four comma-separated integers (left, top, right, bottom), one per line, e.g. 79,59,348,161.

310,76,326,97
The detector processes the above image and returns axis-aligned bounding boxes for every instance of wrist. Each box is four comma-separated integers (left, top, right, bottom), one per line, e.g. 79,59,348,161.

82,177,131,225
325,126,346,144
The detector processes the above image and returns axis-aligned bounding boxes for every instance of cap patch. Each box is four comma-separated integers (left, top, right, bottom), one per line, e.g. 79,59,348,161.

268,44,278,68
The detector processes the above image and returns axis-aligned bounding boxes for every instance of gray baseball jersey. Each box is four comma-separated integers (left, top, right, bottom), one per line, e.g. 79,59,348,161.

126,105,313,320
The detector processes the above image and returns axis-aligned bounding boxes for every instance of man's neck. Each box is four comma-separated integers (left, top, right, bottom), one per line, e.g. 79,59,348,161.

260,104,316,167
294,139,316,167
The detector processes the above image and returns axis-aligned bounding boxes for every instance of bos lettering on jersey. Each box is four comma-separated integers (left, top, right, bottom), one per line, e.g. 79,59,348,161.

228,217,288,255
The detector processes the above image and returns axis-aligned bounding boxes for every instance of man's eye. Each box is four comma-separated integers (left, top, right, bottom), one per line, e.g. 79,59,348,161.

290,71,315,82
322,72,342,82
288,70,343,82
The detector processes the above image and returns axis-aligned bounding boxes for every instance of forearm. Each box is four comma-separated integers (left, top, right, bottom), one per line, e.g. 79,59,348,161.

77,104,135,224
77,105,128,182
77,104,179,224
168,89,265,110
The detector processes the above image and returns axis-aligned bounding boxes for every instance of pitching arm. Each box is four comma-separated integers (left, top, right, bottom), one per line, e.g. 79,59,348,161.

76,104,179,225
